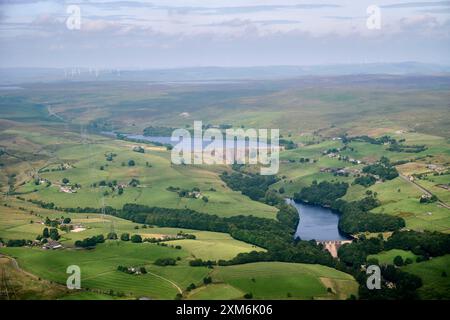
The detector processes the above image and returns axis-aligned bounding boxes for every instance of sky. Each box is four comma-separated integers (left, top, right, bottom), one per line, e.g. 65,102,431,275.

0,0,449,68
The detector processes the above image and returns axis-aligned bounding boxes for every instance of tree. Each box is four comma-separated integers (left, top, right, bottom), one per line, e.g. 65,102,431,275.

393,255,404,267
63,217,71,224
120,233,130,241
107,232,118,240
42,227,49,238
62,178,69,184
49,228,60,240
186,283,196,291
128,160,135,166
244,293,253,299
130,234,142,243
203,276,212,285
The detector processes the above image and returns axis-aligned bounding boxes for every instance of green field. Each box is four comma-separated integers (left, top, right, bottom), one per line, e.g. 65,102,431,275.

0,242,205,299
402,255,450,299
367,249,418,265
212,262,358,300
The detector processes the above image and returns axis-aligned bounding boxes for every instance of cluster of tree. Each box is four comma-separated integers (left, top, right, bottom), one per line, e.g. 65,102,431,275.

385,230,450,257
279,139,296,150
358,265,423,300
387,143,427,153
6,239,31,247
39,227,60,241
220,171,279,201
293,180,349,206
154,258,177,266
44,216,70,227
353,175,376,188
362,157,399,181
75,234,105,248
334,197,405,234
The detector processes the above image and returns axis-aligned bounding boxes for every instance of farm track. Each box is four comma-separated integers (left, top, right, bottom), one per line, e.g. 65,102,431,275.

400,175,450,210
0,259,17,300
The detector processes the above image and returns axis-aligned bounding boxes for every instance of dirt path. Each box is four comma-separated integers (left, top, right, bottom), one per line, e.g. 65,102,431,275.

82,266,183,295
146,270,182,294
400,175,450,210
0,254,42,281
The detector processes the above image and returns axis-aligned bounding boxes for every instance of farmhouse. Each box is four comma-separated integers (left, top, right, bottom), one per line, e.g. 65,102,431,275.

60,186,76,193
42,240,63,250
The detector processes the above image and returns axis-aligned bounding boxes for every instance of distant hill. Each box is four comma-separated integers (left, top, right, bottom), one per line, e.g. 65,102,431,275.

1,62,450,85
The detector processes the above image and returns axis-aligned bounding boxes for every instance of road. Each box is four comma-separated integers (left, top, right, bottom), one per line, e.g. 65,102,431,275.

400,174,450,210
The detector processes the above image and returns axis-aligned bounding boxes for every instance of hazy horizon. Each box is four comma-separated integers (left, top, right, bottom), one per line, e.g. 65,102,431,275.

1,1,450,68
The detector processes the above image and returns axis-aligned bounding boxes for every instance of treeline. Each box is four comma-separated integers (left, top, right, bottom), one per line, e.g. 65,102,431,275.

353,175,376,187
387,143,427,153
5,239,31,247
342,135,396,145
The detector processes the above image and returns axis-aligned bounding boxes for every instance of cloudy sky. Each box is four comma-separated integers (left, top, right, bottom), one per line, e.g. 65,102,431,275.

0,0,449,68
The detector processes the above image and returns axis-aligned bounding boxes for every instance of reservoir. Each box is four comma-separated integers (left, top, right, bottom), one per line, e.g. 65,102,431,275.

104,132,269,148
286,199,350,241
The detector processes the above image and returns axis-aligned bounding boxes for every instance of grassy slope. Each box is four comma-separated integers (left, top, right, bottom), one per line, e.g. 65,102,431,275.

402,255,450,299
211,262,358,300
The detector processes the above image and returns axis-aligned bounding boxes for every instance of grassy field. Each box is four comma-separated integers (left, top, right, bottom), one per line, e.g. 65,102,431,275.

367,249,418,265
187,283,244,300
211,262,358,300
402,255,450,299
0,242,204,299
